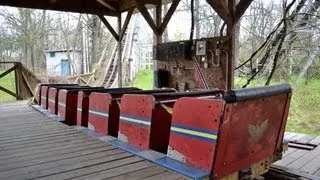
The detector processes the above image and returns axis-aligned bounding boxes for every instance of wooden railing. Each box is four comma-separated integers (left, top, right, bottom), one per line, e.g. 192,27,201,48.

0,62,41,100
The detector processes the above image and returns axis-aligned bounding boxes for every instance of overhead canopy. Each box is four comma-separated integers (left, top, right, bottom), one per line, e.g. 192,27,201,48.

0,0,252,26
0,0,172,16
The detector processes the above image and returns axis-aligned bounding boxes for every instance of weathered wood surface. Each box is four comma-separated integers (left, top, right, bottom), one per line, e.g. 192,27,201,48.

0,101,187,180
274,132,320,177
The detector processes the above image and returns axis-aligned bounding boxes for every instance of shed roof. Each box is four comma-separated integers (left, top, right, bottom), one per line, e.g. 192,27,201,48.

45,49,81,53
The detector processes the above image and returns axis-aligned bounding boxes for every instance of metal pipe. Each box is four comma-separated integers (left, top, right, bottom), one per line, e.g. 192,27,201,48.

221,49,229,90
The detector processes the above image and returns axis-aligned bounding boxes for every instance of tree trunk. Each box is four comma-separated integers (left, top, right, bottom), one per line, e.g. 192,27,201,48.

90,15,101,70
195,0,200,39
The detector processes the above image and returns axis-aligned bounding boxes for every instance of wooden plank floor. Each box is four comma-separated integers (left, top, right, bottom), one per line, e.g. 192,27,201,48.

0,101,187,180
274,132,320,177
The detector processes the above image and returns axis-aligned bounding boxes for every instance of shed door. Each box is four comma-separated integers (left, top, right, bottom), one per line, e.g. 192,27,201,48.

61,59,70,76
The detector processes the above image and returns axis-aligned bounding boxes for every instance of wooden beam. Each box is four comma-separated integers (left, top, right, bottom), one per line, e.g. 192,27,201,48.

137,3,159,35
96,0,117,11
14,65,20,100
0,85,19,99
234,0,253,23
206,0,232,25
0,61,18,64
99,15,120,41
0,0,120,16
0,64,17,79
156,1,162,42
21,71,35,96
227,0,236,89
119,8,134,41
159,0,181,35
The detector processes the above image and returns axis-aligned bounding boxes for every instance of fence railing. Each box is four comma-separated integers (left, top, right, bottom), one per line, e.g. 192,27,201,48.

0,62,41,100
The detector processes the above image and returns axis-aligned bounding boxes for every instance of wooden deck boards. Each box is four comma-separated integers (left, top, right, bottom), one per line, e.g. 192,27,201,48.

274,132,320,176
0,101,186,180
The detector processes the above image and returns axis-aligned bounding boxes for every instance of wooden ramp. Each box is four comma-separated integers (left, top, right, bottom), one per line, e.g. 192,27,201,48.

0,101,186,180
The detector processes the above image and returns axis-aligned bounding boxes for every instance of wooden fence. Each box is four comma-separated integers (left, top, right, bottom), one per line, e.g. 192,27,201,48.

0,62,41,100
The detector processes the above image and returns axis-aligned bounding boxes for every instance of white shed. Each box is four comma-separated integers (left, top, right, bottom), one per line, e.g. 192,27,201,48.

45,50,82,76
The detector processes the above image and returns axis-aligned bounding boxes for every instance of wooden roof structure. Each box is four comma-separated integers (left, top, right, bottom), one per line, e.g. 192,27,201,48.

0,0,253,88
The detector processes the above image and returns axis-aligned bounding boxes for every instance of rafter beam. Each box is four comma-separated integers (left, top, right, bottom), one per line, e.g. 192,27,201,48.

99,15,120,41
119,8,134,41
0,64,17,79
159,0,181,35
96,0,117,11
234,0,253,23
137,2,160,35
0,85,19,99
206,0,232,25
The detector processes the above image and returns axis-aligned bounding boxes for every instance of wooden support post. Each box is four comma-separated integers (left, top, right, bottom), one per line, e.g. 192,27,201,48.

156,2,162,43
151,2,162,88
117,14,122,88
14,63,21,100
227,0,236,89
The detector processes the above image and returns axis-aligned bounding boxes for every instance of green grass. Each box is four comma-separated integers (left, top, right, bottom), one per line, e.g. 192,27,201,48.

286,78,320,135
128,69,154,90
0,71,16,102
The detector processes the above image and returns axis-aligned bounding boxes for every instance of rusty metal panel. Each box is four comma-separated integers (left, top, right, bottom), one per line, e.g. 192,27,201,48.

213,94,290,178
119,94,155,150
167,98,223,172
154,41,191,61
57,90,68,122
275,94,292,152
88,92,112,135
57,90,78,125
77,91,88,127
47,88,58,114
40,86,49,109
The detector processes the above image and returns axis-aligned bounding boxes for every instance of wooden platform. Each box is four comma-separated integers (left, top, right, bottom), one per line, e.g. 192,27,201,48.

0,101,187,180
273,132,320,177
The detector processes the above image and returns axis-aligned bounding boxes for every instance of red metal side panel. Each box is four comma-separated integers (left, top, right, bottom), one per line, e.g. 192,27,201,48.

48,88,58,114
57,90,67,121
88,93,112,135
65,92,78,126
168,98,223,172
150,102,174,153
77,91,89,127
40,86,49,109
119,94,154,150
213,94,289,178
108,99,121,137
276,94,292,151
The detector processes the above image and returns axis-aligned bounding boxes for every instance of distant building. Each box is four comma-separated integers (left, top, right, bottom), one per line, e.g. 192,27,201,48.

45,49,82,76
